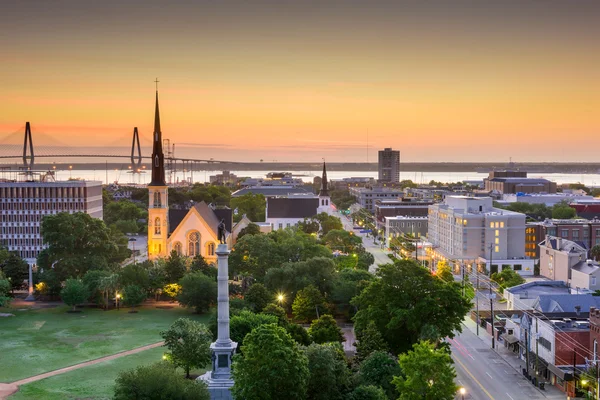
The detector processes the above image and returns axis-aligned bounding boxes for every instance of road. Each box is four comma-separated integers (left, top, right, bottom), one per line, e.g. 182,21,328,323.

338,212,391,272
450,323,553,400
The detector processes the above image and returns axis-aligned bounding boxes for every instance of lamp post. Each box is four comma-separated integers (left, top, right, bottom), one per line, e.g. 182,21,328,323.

489,243,495,349
69,165,72,179
116,292,121,310
459,387,466,400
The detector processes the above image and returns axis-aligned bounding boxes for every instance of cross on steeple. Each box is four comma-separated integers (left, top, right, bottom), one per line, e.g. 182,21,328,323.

154,78,159,91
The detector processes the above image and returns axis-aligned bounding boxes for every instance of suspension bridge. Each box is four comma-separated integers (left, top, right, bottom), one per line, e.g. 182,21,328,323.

0,123,240,183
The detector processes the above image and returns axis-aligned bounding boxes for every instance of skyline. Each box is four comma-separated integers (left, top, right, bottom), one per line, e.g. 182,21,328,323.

1,1,599,162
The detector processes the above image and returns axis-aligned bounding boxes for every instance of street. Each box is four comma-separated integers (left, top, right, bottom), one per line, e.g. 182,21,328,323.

338,212,391,272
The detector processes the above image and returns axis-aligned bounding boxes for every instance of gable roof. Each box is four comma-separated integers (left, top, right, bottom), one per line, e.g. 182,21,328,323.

168,202,232,236
267,197,319,219
534,294,600,313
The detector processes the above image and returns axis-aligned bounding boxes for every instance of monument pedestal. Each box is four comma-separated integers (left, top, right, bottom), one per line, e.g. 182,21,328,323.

197,243,236,400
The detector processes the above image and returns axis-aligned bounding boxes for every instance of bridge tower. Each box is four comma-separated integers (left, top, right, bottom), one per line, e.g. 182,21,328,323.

131,127,142,172
23,122,34,169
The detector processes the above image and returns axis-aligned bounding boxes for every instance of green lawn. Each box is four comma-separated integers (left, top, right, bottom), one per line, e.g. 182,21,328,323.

0,303,210,383
9,347,208,400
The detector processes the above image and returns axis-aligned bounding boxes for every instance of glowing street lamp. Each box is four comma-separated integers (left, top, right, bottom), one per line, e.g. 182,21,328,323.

459,387,466,400
276,293,285,305
116,292,121,310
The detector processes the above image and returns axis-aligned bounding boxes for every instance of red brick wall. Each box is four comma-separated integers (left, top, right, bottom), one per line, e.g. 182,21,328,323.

554,330,590,366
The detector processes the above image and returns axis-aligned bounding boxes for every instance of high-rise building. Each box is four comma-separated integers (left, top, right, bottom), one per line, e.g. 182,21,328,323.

0,173,103,264
378,147,400,183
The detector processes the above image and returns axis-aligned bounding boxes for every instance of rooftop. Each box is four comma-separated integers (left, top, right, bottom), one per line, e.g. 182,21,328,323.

506,280,570,299
232,187,310,197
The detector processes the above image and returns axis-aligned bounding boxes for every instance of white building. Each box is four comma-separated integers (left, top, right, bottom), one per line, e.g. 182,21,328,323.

500,193,593,207
0,174,103,264
385,216,428,249
349,186,404,213
428,196,534,275
265,163,332,230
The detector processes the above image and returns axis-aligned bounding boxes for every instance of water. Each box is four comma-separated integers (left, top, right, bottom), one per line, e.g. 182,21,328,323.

36,169,600,187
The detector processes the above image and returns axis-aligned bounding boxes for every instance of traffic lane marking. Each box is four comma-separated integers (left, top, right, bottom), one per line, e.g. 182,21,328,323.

453,354,495,400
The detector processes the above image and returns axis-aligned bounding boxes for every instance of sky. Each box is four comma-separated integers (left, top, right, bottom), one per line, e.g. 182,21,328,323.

1,0,599,163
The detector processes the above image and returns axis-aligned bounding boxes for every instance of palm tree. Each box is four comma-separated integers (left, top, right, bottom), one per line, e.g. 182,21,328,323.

98,274,119,310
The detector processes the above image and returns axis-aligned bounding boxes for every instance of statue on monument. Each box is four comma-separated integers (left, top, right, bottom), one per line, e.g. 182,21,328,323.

218,219,227,244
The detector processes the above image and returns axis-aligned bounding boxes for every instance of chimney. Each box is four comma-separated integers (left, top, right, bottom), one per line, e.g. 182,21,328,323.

575,305,581,316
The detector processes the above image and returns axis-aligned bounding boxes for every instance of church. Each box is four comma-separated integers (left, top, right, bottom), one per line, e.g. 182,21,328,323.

147,90,232,262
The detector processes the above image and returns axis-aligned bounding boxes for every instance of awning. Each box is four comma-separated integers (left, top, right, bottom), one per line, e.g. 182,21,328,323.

501,333,519,345
547,363,573,381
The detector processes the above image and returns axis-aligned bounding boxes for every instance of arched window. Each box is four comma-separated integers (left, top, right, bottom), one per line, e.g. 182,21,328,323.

153,192,161,207
188,231,200,256
173,242,182,256
207,242,215,256
154,217,161,235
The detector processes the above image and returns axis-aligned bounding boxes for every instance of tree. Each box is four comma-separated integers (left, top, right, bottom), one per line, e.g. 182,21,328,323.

0,277,11,307
264,257,336,302
491,268,525,293
552,203,577,219
122,284,146,312
308,315,344,344
163,283,182,301
355,321,388,363
591,245,600,262
352,260,471,355
83,270,111,305
322,229,363,253
232,324,309,400
262,303,288,325
119,262,150,291
357,252,375,270
164,250,187,283
189,254,215,277
230,193,266,222
292,285,327,323
60,279,89,312
161,318,212,378
304,343,351,400
230,310,278,347
177,272,217,313
245,283,273,312
98,273,119,310
104,199,147,234
357,351,401,400
435,261,454,283
1,253,28,292
392,341,457,400
298,218,320,235
237,223,262,240
38,212,127,279
35,268,63,298
285,323,313,346
349,385,388,400
331,268,373,316
114,362,210,400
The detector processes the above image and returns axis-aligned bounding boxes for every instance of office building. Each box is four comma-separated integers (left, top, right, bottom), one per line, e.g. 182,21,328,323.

0,173,103,264
378,147,400,183
349,186,404,213
525,218,600,259
428,196,534,275
484,170,557,194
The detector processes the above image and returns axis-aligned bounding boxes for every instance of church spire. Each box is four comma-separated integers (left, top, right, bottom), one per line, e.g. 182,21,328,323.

149,89,166,186
319,161,329,197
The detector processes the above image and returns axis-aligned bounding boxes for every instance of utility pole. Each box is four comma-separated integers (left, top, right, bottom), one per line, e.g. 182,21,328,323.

489,243,495,349
461,262,465,297
475,268,479,336
535,317,539,381
525,323,530,375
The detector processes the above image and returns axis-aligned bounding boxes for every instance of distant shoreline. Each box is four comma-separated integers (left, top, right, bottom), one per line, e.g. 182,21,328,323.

2,161,599,174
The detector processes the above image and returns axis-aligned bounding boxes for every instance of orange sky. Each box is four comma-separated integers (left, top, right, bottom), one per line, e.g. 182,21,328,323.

1,1,599,162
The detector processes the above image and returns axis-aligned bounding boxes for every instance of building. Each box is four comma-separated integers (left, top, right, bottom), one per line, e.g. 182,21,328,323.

525,218,600,260
385,216,428,249
428,196,534,275
569,200,600,220
349,186,404,213
231,186,310,198
239,172,303,188
329,177,376,190
588,307,600,375
0,174,103,265
378,147,400,183
538,236,600,291
265,162,332,230
374,198,433,230
209,171,240,185
501,193,593,207
484,170,557,194
505,281,570,310
147,90,232,262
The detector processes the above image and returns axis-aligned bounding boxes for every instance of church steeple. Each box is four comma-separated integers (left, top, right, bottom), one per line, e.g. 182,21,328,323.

149,90,166,186
319,161,329,197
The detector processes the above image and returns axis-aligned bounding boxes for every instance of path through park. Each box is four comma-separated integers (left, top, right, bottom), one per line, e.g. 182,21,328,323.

0,341,164,399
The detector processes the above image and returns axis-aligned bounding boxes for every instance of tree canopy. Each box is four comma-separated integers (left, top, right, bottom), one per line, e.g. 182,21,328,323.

308,314,345,344
491,268,525,293
392,341,457,400
160,318,212,378
357,351,401,400
232,324,309,400
60,279,89,312
292,285,328,323
231,193,266,222
304,343,351,400
352,260,471,354
177,272,217,313
264,257,336,301
230,310,278,348
0,252,28,291
38,212,128,279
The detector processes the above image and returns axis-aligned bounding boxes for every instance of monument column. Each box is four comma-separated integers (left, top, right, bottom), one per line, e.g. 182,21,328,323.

198,243,236,399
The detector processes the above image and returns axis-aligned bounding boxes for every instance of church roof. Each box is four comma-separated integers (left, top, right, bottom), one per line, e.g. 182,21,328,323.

267,197,319,219
168,202,232,236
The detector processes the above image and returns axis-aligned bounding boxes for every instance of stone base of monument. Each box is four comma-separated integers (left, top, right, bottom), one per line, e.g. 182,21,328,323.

197,371,234,400
197,340,237,400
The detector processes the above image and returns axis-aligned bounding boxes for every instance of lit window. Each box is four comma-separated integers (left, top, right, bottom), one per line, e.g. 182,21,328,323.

495,222,499,228
495,245,499,253
495,238,499,244
490,222,494,228
188,231,200,256
207,242,215,256
500,222,505,228
495,230,499,236
154,217,161,235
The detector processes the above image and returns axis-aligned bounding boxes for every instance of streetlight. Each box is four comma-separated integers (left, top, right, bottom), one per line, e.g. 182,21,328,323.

276,292,285,305
69,165,73,179
459,387,466,400
116,292,121,310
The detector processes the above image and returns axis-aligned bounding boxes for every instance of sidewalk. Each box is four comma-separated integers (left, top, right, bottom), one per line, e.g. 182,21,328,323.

461,317,566,399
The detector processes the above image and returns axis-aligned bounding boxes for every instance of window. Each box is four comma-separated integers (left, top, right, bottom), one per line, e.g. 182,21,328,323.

278,223,283,230
495,245,499,253
500,222,505,228
561,229,569,238
495,230,499,237
153,192,161,207
514,264,522,271
593,276,597,286
207,242,215,256
188,231,200,256
173,241,182,256
495,238,499,244
594,339,598,363
573,230,580,239
495,222,499,228
490,222,494,228
154,217,161,235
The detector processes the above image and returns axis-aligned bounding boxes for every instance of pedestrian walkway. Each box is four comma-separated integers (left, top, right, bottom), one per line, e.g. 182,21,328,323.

461,318,566,399
0,341,164,399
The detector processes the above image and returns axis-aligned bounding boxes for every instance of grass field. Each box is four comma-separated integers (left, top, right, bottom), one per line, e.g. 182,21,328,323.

0,303,210,383
9,346,208,400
